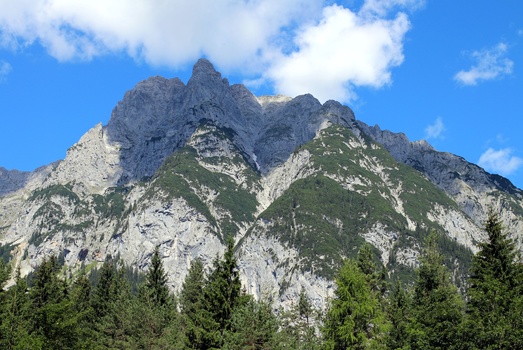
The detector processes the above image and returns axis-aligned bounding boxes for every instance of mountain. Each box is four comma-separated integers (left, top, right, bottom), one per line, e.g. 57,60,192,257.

1,59,522,308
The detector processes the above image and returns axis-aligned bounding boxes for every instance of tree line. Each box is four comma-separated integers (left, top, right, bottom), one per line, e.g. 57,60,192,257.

0,211,522,349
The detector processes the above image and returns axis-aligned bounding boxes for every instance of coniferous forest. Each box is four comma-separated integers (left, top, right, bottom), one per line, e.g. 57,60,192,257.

0,211,522,349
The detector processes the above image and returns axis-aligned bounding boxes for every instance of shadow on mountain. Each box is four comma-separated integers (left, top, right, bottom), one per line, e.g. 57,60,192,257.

103,59,357,186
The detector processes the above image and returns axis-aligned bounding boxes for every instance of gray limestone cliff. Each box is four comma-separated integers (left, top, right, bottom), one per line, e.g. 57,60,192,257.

1,59,522,309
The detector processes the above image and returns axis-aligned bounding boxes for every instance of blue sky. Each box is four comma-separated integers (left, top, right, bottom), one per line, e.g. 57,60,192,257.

1,0,523,188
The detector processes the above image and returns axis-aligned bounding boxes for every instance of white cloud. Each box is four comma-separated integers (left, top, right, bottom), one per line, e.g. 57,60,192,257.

478,148,523,175
0,60,12,82
424,117,444,140
454,43,514,86
359,0,425,17
0,0,322,69
265,4,410,102
0,0,414,102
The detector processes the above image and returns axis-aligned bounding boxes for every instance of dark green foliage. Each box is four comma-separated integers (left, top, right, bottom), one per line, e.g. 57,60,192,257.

0,268,42,349
222,298,280,350
0,258,10,290
463,211,523,348
0,243,15,264
92,189,126,218
357,243,388,299
406,232,465,350
179,258,217,349
259,175,373,277
204,237,242,334
29,183,80,204
322,259,390,349
144,245,170,307
386,282,411,350
143,127,260,238
27,256,88,349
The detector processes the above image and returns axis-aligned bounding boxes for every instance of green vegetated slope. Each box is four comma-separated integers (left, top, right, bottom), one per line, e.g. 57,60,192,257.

143,123,260,240
27,183,130,246
256,124,472,282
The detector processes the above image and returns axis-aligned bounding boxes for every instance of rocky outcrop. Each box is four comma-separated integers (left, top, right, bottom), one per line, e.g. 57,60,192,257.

2,59,523,309
359,122,523,249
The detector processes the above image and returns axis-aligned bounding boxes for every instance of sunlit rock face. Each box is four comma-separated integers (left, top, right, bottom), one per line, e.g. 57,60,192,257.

1,59,522,308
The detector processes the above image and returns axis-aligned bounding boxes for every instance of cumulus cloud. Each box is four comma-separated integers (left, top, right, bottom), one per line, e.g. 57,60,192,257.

478,148,523,175
0,0,415,102
0,60,11,82
0,0,321,68
265,4,410,102
424,117,445,140
454,43,514,86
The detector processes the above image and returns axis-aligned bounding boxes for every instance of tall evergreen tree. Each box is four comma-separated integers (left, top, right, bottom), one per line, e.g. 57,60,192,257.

322,259,389,350
205,236,242,333
91,260,118,318
278,289,321,350
179,258,216,349
29,256,80,349
222,297,280,350
464,210,523,348
385,282,411,350
406,232,465,350
357,243,388,300
0,267,42,349
0,258,10,290
144,245,170,308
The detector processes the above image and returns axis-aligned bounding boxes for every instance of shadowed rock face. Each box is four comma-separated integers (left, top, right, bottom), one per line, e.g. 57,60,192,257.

103,58,356,184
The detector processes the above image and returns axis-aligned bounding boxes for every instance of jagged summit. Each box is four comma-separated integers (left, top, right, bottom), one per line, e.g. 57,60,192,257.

2,58,523,310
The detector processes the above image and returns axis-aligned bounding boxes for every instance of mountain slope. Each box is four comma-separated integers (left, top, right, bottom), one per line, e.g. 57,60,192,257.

1,59,521,308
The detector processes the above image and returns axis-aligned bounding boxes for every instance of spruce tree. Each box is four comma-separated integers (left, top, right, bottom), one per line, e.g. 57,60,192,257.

222,298,280,350
464,210,523,348
406,232,465,350
0,267,42,349
29,256,80,349
386,282,411,350
322,259,389,350
179,258,216,349
144,245,170,308
205,236,242,332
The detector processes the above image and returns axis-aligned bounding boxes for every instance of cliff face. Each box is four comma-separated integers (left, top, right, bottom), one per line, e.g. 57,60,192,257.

1,59,522,308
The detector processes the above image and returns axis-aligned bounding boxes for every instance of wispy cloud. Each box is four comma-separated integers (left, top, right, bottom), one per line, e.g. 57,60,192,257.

0,0,419,103
359,0,426,17
454,43,513,86
478,148,523,175
0,60,11,82
424,117,445,140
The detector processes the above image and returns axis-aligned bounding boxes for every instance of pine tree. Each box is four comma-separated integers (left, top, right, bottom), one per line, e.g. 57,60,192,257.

69,272,96,348
91,260,118,318
144,245,170,308
386,282,411,350
278,289,321,350
29,256,80,349
0,258,10,290
179,258,216,349
357,243,388,300
222,297,280,350
464,210,523,348
205,236,242,332
322,259,389,350
0,267,42,349
406,232,465,350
